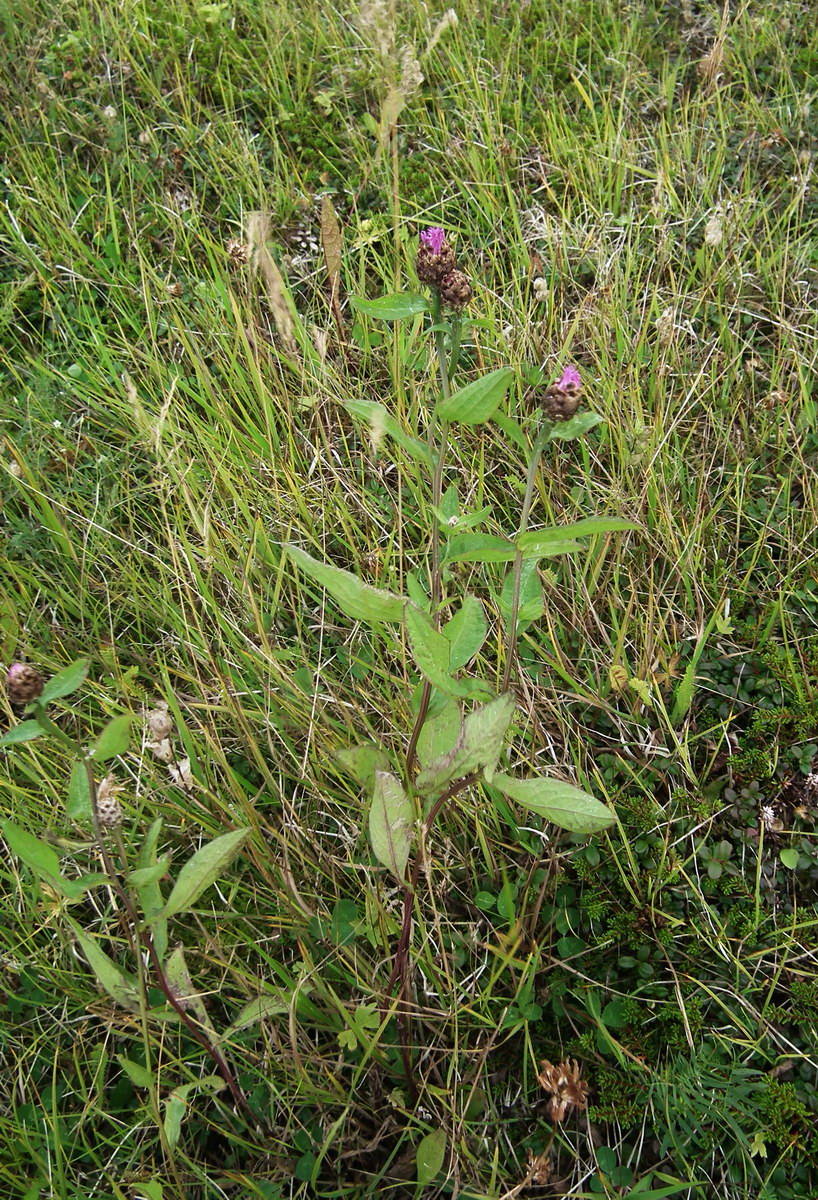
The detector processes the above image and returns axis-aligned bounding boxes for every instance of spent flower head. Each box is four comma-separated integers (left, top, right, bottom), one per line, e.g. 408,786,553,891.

6,663,44,705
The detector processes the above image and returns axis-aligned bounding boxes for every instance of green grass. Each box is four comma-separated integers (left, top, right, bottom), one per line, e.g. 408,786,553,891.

1,0,818,1196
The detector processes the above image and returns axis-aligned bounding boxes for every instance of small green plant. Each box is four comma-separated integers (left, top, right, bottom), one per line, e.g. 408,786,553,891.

1,660,264,1143
286,225,632,1059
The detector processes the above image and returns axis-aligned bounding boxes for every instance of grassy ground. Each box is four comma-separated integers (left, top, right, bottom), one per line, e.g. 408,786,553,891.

1,0,818,1197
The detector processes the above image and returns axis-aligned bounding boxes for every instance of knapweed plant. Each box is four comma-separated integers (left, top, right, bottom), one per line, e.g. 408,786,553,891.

1,661,263,1142
287,226,633,1021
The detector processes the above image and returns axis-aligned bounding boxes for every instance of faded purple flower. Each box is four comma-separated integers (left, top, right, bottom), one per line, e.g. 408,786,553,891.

557,365,581,391
5,662,44,705
420,226,446,255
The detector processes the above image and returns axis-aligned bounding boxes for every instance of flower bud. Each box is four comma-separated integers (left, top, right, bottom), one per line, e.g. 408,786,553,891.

438,269,472,310
416,226,456,285
542,365,582,420
6,663,44,705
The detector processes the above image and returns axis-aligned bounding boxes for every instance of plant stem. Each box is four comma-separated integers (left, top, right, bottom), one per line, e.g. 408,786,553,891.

405,303,454,784
501,421,550,694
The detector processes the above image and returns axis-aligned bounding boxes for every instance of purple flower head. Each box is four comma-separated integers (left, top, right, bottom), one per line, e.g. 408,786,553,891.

7,663,26,684
557,365,581,391
420,226,446,256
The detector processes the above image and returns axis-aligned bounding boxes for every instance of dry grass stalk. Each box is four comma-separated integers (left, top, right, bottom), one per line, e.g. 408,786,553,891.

246,211,298,356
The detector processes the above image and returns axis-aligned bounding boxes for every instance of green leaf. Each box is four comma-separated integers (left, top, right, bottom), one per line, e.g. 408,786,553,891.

134,1186,163,1200
350,293,428,320
165,945,211,1026
519,517,638,550
127,858,171,888
344,399,432,465
492,774,615,834
3,820,61,879
286,544,406,623
162,827,251,919
163,1088,189,1150
415,693,516,793
437,367,513,425
405,605,472,697
335,743,391,791
221,993,291,1040
498,560,544,633
93,714,131,762
369,771,414,882
416,1128,447,1185
779,848,800,870
516,537,582,560
117,1055,153,1089
66,917,141,1011
40,658,89,703
547,412,604,441
443,596,488,669
67,760,92,822
417,700,462,768
441,533,517,565
0,720,44,747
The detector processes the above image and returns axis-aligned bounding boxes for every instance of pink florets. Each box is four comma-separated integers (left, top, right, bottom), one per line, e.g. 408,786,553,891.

420,226,446,255
557,365,581,390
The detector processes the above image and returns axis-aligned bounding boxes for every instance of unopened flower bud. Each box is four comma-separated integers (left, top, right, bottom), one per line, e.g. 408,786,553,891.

6,663,44,705
542,365,582,420
416,226,456,286
438,268,472,310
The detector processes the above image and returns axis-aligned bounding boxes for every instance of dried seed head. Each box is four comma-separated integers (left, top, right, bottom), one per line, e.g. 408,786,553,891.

146,702,173,742
438,268,472,310
96,775,125,831
416,227,456,286
536,1058,589,1123
226,237,249,264
542,364,582,420
6,663,44,705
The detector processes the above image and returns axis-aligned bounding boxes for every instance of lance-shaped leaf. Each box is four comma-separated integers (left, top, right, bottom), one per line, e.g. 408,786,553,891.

40,658,89,703
498,560,544,634
442,533,517,565
93,714,131,762
165,945,212,1027
161,827,251,919
335,743,392,791
492,773,614,834
405,605,473,697
443,596,488,670
417,1128,447,1185
415,693,516,793
220,993,291,1040
138,819,168,961
350,293,428,321
417,700,462,768
437,367,513,425
3,819,61,880
517,538,582,561
369,771,413,882
67,759,92,822
344,399,432,466
518,517,638,559
286,544,406,623
0,720,44,747
547,412,604,441
66,917,141,1011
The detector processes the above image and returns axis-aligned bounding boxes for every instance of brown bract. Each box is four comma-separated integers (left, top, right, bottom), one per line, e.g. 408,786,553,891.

542,380,581,421
439,268,472,310
416,241,456,285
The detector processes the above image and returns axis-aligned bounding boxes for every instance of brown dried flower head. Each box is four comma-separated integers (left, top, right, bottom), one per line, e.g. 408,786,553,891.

226,237,249,264
6,663,44,705
439,268,472,310
146,702,173,742
537,1058,589,1123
